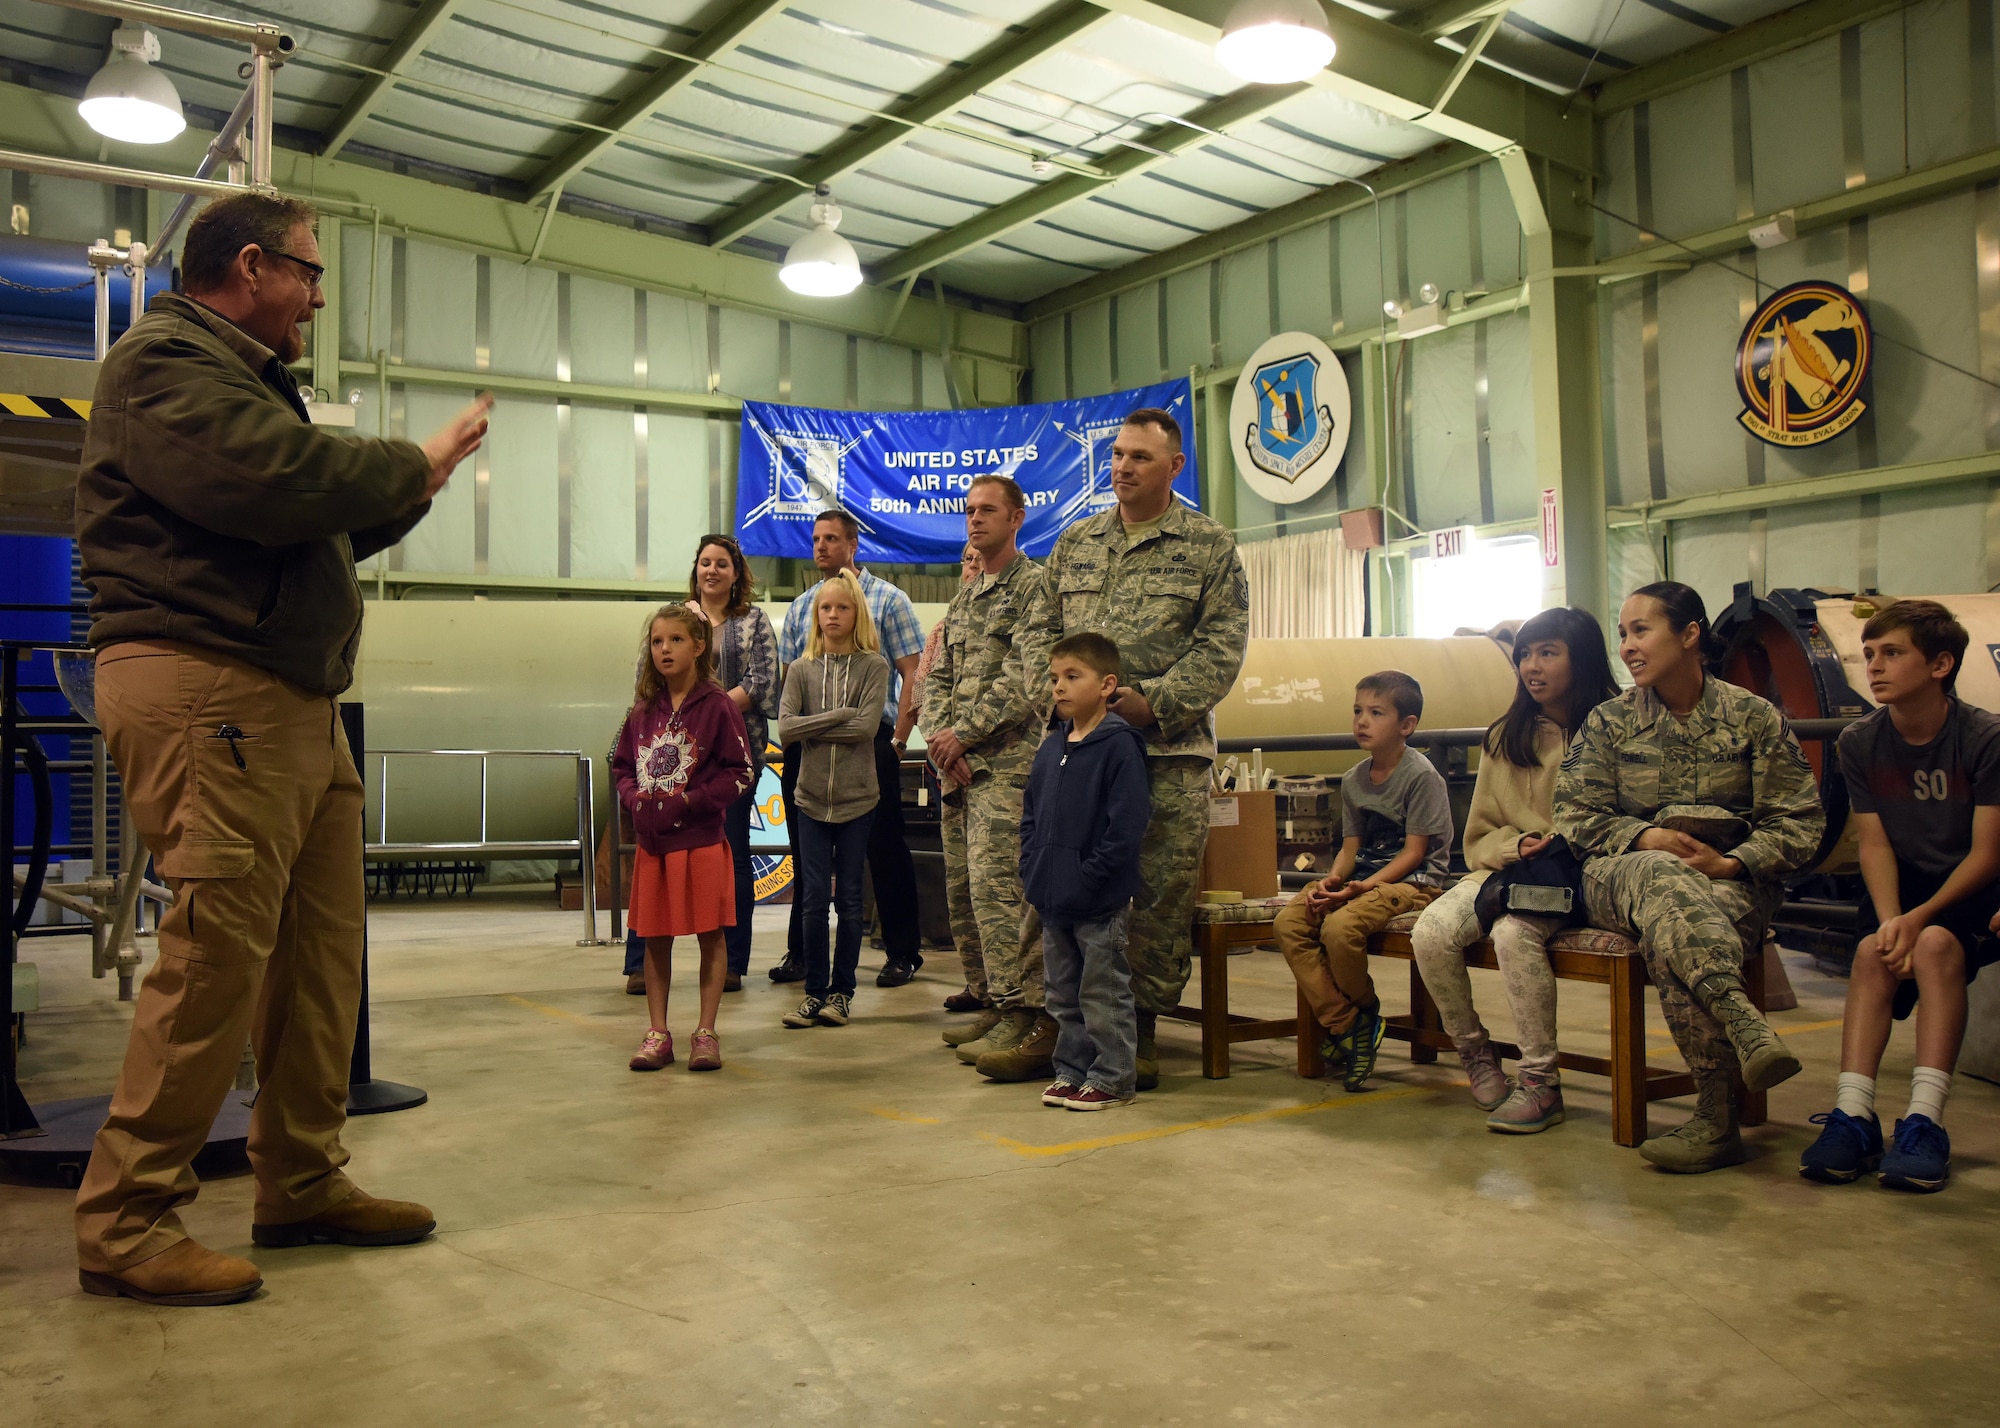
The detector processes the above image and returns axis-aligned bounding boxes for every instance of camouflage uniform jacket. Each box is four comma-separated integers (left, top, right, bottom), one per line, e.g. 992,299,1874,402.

920,549,1047,780
1555,676,1825,881
1016,501,1250,762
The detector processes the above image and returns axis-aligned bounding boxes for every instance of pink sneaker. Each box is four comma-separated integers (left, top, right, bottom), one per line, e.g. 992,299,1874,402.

688,1028,722,1071
1042,1080,1082,1107
629,1029,674,1071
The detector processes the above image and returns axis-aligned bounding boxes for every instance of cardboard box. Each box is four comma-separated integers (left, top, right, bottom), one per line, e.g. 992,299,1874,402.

1200,791,1278,898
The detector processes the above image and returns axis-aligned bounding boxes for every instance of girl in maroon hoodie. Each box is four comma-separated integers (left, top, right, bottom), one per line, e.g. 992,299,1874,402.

613,603,753,1073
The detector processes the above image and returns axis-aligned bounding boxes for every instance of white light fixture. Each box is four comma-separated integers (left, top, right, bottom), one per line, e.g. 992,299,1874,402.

1215,0,1336,85
80,24,185,145
780,184,862,297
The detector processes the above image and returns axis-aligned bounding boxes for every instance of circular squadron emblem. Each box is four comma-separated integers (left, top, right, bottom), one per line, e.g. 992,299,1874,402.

1735,281,1871,447
1229,332,1351,504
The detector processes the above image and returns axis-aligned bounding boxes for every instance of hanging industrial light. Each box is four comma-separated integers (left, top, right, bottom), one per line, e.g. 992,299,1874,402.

779,184,862,297
79,23,186,145
1215,0,1336,85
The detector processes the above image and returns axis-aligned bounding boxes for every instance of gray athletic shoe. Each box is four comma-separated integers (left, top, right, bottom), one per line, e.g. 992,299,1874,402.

1486,1075,1564,1134
1455,1034,1511,1111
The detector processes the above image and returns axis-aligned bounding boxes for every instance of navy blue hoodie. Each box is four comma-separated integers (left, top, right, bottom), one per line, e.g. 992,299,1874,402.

1019,710,1152,923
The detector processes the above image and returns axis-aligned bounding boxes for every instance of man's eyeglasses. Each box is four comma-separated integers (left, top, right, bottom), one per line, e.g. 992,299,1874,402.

263,248,325,291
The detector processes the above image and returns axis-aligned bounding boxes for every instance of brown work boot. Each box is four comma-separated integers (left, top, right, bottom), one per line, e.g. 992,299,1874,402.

79,1238,262,1306
976,1011,1059,1082
252,1189,437,1248
942,1005,1002,1048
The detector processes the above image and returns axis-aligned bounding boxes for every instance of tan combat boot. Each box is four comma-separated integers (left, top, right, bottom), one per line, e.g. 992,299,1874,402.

1693,971,1801,1093
976,1011,1059,1082
942,1005,1001,1048
955,1007,1034,1065
1135,1009,1159,1092
253,1188,437,1248
1639,1074,1745,1173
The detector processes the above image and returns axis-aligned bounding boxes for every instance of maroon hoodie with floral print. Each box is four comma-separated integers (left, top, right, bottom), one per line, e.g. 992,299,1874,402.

611,679,753,855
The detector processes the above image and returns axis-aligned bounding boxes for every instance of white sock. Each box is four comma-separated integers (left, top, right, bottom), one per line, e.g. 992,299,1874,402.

1907,1066,1953,1126
1834,1072,1876,1119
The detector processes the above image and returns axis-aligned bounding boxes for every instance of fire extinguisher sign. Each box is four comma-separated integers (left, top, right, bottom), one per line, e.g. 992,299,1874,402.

1540,487,1560,568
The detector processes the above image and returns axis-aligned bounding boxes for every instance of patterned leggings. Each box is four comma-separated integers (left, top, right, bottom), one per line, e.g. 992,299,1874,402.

1408,876,1563,1080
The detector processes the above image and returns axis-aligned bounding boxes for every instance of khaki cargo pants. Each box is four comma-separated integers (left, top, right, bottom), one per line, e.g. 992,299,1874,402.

76,641,365,1272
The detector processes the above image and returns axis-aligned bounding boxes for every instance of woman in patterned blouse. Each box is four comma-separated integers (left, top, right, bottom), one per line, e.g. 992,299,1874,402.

691,533,779,991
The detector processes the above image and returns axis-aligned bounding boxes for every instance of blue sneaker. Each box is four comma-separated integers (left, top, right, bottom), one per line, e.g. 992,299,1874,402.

1342,1005,1387,1092
1878,1114,1951,1192
1798,1108,1883,1183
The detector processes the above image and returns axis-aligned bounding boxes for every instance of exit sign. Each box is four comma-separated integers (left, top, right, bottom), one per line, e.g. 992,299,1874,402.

1430,526,1473,559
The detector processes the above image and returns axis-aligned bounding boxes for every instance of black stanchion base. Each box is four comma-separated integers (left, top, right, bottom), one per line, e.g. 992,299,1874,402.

0,1094,250,1188
346,1079,427,1116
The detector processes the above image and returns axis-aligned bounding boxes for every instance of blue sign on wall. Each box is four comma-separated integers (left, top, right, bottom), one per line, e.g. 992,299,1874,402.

733,378,1200,565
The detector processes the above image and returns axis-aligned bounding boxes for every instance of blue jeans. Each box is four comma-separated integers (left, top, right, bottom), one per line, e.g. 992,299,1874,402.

798,811,875,999
724,786,755,976
1044,908,1136,1097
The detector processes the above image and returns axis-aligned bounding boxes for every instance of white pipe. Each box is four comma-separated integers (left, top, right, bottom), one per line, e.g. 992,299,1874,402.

40,0,291,52
250,47,276,187
0,146,246,199
128,240,148,328
152,81,259,256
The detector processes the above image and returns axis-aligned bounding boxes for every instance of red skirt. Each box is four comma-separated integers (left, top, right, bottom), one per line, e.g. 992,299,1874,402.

628,839,736,938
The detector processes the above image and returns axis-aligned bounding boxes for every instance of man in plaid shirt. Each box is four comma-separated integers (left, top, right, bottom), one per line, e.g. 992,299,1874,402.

774,508,928,985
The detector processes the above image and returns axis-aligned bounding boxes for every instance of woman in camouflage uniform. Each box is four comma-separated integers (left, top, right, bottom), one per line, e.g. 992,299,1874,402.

1555,582,1825,1173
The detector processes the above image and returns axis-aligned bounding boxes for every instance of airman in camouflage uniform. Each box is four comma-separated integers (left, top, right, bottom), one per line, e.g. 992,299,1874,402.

1557,675,1825,1166
922,549,1048,1015
1016,498,1251,1038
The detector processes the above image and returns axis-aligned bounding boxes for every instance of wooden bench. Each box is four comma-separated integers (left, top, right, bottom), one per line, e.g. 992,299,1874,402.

1169,904,1768,1148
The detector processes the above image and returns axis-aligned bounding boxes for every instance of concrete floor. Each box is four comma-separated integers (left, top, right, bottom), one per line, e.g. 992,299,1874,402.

4,891,1998,1428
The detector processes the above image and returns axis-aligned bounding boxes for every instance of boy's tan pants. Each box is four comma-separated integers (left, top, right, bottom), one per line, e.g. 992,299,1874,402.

1275,883,1439,1035
75,642,365,1272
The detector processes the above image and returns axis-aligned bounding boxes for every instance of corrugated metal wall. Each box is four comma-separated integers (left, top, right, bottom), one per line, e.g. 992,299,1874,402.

1599,0,2000,614
337,227,954,586
1026,159,1532,547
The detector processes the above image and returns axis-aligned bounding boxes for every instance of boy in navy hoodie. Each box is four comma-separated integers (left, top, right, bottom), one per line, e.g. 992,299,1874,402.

1020,633,1152,1109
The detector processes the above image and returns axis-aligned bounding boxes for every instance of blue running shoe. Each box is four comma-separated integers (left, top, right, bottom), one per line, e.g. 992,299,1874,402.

1343,1005,1387,1092
1879,1114,1951,1192
1798,1108,1882,1183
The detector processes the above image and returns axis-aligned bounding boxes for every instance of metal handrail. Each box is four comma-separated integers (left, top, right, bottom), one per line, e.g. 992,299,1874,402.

367,748,605,946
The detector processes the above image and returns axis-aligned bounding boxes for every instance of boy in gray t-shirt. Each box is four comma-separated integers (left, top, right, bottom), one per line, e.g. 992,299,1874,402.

1275,671,1456,1091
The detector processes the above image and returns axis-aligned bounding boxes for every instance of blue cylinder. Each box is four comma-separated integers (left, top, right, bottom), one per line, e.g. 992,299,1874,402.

0,235,174,356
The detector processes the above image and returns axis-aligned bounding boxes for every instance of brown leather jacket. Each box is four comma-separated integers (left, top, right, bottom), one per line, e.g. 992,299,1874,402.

76,293,431,695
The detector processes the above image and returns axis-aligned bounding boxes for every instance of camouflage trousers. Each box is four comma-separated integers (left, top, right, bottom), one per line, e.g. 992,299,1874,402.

1129,757,1214,1015
941,763,1042,1010
1581,850,1784,1078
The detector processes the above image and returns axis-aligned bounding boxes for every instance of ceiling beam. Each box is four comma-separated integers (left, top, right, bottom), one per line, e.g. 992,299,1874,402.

525,0,788,202
868,83,1306,288
706,1,1112,251
1021,141,1483,321
1402,0,1515,40
1595,0,1911,112
321,0,464,161
1092,0,1591,171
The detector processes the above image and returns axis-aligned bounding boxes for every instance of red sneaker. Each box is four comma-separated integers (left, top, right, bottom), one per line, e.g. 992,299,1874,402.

1041,1080,1082,1107
1064,1084,1135,1111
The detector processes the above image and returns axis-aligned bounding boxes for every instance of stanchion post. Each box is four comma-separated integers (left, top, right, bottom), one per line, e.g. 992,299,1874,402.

340,702,425,1115
576,755,605,946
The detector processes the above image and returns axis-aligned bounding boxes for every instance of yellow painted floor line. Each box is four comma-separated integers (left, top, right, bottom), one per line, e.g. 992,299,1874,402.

866,1106,941,1124
500,993,604,1029
982,1086,1427,1159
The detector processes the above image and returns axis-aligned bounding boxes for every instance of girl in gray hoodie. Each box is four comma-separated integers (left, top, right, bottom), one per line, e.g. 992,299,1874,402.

776,571,892,1028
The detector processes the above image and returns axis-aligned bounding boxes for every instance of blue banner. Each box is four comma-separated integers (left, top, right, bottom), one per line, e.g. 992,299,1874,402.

733,378,1200,564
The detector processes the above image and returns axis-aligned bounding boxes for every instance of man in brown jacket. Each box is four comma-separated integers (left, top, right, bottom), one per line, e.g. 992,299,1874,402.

72,192,490,1306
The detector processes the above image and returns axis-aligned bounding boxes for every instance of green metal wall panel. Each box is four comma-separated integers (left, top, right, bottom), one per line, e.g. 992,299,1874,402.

1070,299,1113,397
569,403,638,582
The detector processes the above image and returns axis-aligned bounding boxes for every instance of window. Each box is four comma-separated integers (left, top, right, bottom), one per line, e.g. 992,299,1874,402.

1409,534,1543,639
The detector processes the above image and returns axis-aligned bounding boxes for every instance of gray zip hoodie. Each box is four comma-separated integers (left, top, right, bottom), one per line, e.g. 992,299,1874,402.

778,651,891,823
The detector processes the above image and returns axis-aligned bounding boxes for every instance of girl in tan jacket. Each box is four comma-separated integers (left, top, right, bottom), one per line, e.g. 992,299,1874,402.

1409,608,1621,1132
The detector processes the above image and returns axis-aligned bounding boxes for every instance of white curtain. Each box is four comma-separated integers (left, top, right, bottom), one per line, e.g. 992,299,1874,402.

1240,525,1367,639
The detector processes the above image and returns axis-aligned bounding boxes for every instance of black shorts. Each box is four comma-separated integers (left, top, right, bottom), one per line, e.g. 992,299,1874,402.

1884,862,2000,1020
